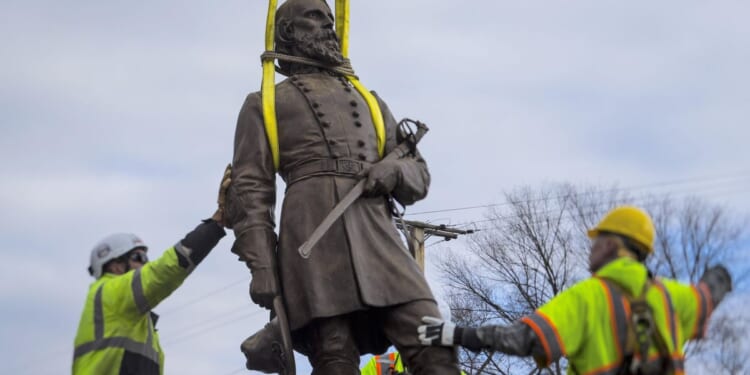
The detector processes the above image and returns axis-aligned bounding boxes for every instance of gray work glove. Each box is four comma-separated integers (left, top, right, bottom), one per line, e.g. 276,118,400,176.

211,164,232,227
362,159,402,197
250,267,279,310
418,316,456,346
418,316,484,352
700,264,733,306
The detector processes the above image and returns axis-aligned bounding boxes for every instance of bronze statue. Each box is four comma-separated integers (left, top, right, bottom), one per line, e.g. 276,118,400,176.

226,0,461,373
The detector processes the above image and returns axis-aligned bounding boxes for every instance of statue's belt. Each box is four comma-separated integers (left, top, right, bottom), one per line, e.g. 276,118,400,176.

284,158,370,187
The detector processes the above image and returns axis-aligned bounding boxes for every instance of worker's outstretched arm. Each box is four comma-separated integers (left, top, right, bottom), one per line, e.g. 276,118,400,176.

665,263,733,340
128,218,226,314
419,281,592,367
108,165,231,316
418,317,539,356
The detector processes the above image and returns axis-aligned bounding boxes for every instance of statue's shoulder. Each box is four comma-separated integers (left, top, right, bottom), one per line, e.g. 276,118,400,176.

240,91,262,111
242,77,297,100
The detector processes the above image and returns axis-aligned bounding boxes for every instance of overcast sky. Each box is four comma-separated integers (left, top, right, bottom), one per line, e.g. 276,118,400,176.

1,0,749,374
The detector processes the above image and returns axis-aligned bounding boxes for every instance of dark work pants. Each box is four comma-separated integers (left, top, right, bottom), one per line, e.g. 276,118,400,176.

300,299,461,375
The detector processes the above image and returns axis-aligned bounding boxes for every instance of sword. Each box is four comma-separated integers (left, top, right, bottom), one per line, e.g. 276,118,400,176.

273,296,296,375
298,119,429,259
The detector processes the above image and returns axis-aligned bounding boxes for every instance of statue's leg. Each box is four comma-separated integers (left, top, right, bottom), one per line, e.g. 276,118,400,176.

382,300,462,375
299,315,361,375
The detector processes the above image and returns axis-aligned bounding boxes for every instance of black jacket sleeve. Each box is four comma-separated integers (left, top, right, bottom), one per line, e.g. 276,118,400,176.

174,219,226,273
460,321,543,358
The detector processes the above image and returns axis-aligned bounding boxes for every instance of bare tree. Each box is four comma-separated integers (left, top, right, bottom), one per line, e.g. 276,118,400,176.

436,184,748,374
648,196,744,281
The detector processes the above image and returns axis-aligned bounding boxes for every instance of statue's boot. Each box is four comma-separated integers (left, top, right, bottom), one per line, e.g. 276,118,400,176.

240,318,286,374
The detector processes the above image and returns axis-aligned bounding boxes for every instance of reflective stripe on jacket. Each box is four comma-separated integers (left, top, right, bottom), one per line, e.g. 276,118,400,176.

361,352,405,375
522,257,712,375
72,248,189,375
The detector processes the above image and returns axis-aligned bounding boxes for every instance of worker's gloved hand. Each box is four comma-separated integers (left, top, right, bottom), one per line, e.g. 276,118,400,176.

700,264,733,306
362,160,402,197
211,164,232,227
418,316,457,346
250,267,279,310
418,316,485,352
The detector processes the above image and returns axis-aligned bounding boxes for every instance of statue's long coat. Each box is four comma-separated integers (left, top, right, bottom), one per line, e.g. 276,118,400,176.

226,72,435,333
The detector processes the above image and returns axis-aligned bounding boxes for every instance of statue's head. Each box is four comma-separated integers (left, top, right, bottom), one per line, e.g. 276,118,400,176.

275,0,345,73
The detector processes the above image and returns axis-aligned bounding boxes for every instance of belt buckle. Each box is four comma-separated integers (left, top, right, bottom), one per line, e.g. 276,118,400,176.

336,159,361,174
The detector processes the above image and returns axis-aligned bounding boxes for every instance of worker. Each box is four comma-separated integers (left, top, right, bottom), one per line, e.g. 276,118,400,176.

418,206,733,375
72,166,232,375
362,352,407,375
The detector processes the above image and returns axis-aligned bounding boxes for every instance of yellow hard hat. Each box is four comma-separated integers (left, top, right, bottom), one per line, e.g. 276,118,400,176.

587,206,655,253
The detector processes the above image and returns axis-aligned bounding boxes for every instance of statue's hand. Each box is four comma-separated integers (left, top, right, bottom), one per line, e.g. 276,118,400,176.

212,164,232,227
250,267,279,310
362,160,402,197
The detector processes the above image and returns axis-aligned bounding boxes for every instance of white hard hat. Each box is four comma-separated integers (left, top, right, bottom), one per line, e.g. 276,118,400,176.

88,233,148,279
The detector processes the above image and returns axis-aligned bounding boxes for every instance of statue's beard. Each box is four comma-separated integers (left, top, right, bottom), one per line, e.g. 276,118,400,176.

293,29,345,66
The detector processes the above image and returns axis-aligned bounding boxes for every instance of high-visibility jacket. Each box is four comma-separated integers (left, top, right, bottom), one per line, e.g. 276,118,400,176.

361,352,467,375
361,352,406,375
72,247,189,374
521,257,712,375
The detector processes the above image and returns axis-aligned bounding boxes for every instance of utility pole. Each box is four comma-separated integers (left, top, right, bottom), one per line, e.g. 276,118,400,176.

396,220,475,271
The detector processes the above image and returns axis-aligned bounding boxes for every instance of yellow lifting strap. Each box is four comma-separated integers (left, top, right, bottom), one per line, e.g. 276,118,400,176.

262,0,280,169
261,0,386,171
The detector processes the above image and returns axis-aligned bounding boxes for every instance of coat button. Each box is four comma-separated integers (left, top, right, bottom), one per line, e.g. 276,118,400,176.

317,112,325,117
354,121,363,127
312,102,320,109
321,121,331,128
357,140,365,147
344,87,352,92
329,140,337,146
352,111,360,118
303,88,311,93
358,154,367,161
350,100,358,107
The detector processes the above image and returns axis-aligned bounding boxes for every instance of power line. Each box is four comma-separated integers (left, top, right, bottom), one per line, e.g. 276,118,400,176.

419,178,750,232
159,277,246,316
459,184,750,233
161,303,264,340
406,171,750,216
163,308,267,346
466,191,749,234
427,239,449,248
